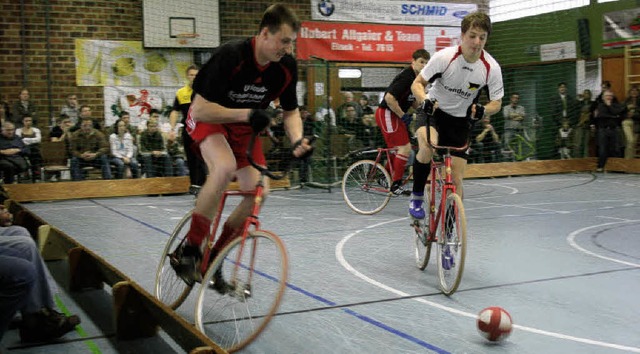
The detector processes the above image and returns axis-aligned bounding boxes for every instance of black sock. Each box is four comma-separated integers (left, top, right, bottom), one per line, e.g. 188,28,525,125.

412,160,431,195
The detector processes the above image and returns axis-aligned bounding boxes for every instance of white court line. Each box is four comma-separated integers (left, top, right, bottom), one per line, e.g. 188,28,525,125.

336,217,640,353
567,219,640,268
468,182,519,195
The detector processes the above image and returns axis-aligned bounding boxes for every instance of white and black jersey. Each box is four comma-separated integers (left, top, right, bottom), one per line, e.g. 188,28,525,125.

419,46,504,117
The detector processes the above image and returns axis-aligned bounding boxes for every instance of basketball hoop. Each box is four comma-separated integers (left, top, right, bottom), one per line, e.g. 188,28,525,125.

175,33,200,46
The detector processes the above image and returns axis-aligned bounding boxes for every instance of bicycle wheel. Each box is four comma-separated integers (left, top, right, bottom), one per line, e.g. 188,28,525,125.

195,229,288,353
154,210,194,309
342,159,391,215
414,168,442,270
436,193,467,295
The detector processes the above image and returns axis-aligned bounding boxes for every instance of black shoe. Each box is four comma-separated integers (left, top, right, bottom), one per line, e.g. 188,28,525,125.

208,267,233,295
171,243,202,286
390,180,405,195
377,176,388,189
189,185,202,196
19,308,81,343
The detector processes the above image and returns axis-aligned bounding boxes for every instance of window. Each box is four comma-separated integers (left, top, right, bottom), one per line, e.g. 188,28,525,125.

490,0,590,23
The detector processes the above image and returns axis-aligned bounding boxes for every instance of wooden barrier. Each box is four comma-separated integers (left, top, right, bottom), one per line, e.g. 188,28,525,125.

8,200,227,354
2,175,291,202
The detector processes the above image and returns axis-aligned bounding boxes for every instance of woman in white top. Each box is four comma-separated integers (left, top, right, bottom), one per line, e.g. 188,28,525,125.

15,114,42,182
109,119,139,179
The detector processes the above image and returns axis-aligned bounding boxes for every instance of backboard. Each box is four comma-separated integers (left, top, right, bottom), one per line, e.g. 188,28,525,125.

143,0,220,48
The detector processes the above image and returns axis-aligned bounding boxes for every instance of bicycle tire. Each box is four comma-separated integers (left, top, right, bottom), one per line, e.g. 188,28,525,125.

195,229,288,353
414,219,431,270
342,159,392,215
154,210,194,310
436,193,467,295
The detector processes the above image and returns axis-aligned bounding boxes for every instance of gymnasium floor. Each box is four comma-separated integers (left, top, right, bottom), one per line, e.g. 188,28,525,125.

2,172,640,353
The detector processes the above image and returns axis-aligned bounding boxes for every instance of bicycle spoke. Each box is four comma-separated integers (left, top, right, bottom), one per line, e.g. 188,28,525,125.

195,230,287,352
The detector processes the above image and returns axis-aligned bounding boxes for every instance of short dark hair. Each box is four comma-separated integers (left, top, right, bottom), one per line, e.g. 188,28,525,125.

461,12,492,36
186,64,199,74
259,4,299,34
120,111,130,118
412,49,430,61
149,109,160,116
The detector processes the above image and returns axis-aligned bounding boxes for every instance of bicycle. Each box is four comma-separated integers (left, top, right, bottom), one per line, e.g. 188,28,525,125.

505,122,538,161
154,134,291,353
341,147,413,215
412,123,468,296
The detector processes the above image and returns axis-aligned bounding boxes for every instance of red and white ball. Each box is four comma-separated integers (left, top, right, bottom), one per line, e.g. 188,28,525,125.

476,306,513,342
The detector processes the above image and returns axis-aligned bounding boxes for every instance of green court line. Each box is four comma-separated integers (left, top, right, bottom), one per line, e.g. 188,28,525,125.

54,295,102,354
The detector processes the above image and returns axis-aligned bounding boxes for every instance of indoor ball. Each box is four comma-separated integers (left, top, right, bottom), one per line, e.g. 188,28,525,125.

477,306,513,342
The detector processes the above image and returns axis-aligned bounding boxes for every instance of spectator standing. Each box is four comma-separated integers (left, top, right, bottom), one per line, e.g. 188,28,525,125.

574,89,595,158
11,88,37,127
69,117,112,180
557,120,573,159
592,90,626,172
0,122,29,183
622,86,640,159
170,64,206,191
502,93,525,149
16,114,43,182
315,95,336,127
551,82,577,127
109,119,140,179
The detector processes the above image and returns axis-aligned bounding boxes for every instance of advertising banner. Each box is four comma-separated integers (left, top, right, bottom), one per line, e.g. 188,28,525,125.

310,0,476,26
602,9,640,48
76,40,192,87
297,21,424,61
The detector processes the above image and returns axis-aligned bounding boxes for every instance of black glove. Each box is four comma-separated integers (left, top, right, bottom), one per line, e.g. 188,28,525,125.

248,109,272,133
291,135,316,160
418,99,436,115
401,113,413,127
467,104,485,121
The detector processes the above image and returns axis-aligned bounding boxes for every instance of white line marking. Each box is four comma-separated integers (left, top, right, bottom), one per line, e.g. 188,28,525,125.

336,217,640,352
567,220,640,268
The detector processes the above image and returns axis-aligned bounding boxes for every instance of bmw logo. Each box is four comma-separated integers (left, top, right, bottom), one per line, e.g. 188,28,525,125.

318,0,335,17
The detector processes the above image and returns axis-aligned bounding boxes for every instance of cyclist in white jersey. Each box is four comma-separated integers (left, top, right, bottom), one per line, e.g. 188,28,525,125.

409,12,504,219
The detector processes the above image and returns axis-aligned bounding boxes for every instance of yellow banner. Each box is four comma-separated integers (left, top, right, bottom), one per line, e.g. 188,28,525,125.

75,39,192,87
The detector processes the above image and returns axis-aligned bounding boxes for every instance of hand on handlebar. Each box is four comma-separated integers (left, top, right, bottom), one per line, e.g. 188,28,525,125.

417,99,436,115
248,109,272,133
467,104,485,122
291,135,316,159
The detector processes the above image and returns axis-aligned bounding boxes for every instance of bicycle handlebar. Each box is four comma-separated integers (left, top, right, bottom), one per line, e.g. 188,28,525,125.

246,133,316,180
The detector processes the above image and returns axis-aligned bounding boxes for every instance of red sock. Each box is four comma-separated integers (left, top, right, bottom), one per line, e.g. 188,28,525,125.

385,153,395,173
186,212,212,246
392,153,409,182
213,221,240,253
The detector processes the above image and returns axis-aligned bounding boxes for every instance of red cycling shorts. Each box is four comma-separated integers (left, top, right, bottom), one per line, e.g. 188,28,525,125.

186,111,265,169
375,107,410,148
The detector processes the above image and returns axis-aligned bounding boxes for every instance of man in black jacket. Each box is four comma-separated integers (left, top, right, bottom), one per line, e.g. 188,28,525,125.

592,90,626,172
